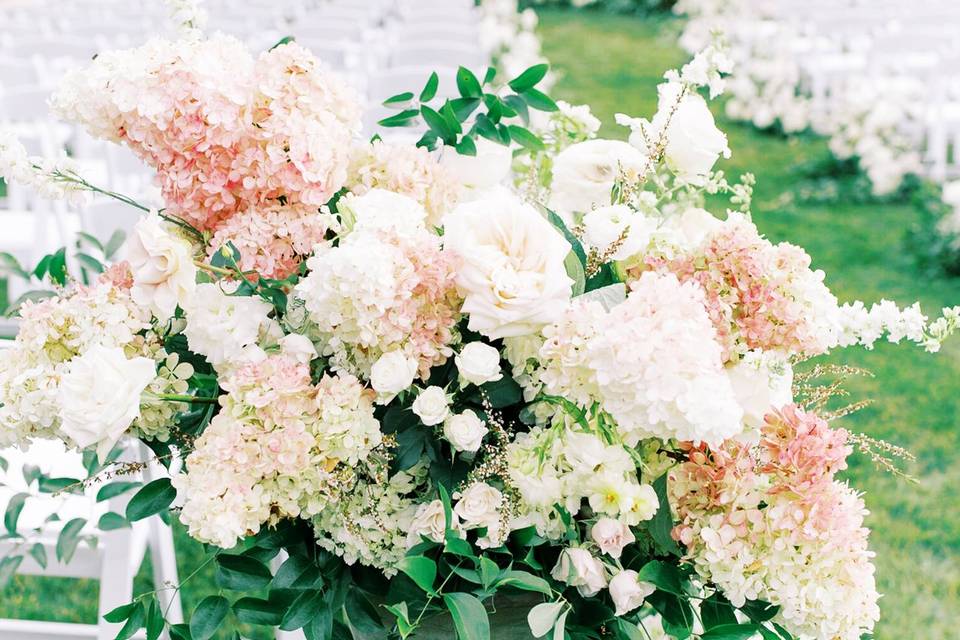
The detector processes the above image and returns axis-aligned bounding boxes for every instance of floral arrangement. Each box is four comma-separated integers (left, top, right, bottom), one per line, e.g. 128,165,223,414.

2,6,959,640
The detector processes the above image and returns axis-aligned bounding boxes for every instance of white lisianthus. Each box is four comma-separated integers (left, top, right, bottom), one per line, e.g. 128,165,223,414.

407,499,459,547
548,139,647,220
590,518,636,559
455,342,503,386
453,482,502,528
369,351,419,399
441,135,513,199
551,548,608,597
654,82,730,184
183,283,275,368
338,188,427,237
608,570,655,616
58,345,157,460
126,212,197,320
726,350,794,430
443,410,488,453
443,190,574,339
412,386,450,426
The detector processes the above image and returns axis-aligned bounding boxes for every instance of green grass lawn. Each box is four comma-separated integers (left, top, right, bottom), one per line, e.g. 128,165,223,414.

2,9,959,640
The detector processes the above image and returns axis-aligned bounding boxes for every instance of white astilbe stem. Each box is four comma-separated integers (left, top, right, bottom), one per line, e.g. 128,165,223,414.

165,0,208,38
836,301,960,353
0,128,90,206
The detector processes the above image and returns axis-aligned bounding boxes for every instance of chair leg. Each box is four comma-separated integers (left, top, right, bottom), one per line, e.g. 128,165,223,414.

96,527,140,640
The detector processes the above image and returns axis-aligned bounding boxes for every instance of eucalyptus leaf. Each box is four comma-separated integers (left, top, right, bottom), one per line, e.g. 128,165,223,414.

190,595,230,640
443,592,489,640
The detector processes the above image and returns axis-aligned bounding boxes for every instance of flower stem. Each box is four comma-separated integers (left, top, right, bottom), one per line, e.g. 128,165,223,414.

155,393,218,404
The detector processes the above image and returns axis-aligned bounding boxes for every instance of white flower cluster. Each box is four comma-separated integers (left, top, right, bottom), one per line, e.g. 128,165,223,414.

0,128,91,206
164,0,208,38
183,282,278,369
477,0,548,83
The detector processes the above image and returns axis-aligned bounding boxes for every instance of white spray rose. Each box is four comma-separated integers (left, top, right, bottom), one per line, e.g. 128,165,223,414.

412,386,450,426
455,342,503,386
58,345,157,460
443,409,489,453
653,82,730,184
443,190,574,339
551,548,608,597
441,135,513,199
548,139,647,221
339,188,427,237
407,499,460,547
369,351,418,399
183,282,275,368
608,570,655,616
453,482,502,528
126,212,196,319
590,518,636,559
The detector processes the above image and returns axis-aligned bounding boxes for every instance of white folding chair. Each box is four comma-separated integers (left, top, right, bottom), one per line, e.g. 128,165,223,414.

0,440,182,640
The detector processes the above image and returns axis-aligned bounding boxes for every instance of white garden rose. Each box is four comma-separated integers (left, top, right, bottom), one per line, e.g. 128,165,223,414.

126,212,197,319
183,283,276,368
726,350,794,430
58,345,157,460
551,548,608,597
653,82,730,184
407,499,459,547
590,517,636,559
443,410,488,453
453,482,502,528
412,386,450,426
369,350,419,399
455,342,503,386
441,137,513,200
443,190,574,339
608,569,655,616
339,188,427,237
548,139,647,220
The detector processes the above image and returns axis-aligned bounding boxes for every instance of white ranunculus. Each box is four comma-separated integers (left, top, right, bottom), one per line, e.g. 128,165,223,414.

548,139,647,221
653,82,730,184
126,212,196,319
339,188,427,236
608,569,655,616
443,190,574,339
183,282,275,368
453,482,502,528
590,517,636,559
582,204,658,262
58,345,157,460
455,342,503,386
407,499,459,547
412,386,450,426
726,350,794,430
443,409,488,453
662,207,722,251
369,351,418,399
441,137,513,199
551,548,608,597
279,333,317,364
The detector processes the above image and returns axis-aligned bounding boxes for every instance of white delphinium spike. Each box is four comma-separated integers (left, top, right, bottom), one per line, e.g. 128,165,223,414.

166,0,208,39
0,127,90,206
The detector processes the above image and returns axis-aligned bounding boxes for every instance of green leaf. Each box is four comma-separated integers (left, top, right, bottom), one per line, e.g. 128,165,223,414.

421,105,454,143
233,597,282,626
508,64,549,92
47,248,68,286
564,250,586,297
28,542,47,569
440,101,463,135
701,592,738,630
552,609,568,640
397,555,437,594
280,590,325,631
420,72,439,102
271,553,319,589
479,376,522,408
700,623,762,640
444,534,474,558
616,619,646,640
38,476,81,494
115,601,146,640
496,570,551,595
0,555,23,588
503,95,530,124
741,599,779,623
146,597,164,640
383,91,415,106
344,590,386,637
97,481,142,503
190,595,230,640
0,252,31,280
483,67,497,84
649,473,681,556
450,97,481,121
303,601,333,640
98,512,130,531
74,253,105,274
478,556,500,589
169,624,192,640
522,88,559,112
55,517,87,563
393,426,428,471
455,136,477,157
105,229,126,259
125,478,176,522
103,601,139,624
270,36,295,50
544,207,588,265
4,492,28,534
215,554,273,590
637,560,684,596
507,125,545,151
456,66,482,98
378,109,420,128
443,592,489,640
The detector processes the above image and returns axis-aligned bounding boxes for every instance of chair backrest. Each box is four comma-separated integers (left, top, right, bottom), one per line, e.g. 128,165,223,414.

7,37,100,63
0,56,39,89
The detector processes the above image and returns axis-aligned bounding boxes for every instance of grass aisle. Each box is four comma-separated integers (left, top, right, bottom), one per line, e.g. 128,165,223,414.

537,9,960,639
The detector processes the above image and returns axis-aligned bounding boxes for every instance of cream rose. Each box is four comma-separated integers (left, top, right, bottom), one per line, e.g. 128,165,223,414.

407,499,460,547
608,569,655,616
455,342,503,386
58,345,157,460
548,139,647,220
412,386,450,426
550,548,608,597
443,410,488,453
453,482,502,528
369,350,418,399
126,212,197,320
443,190,574,339
590,517,636,559
653,82,730,184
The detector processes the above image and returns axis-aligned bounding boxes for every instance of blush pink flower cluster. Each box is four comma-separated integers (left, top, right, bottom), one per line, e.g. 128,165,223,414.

670,404,879,640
